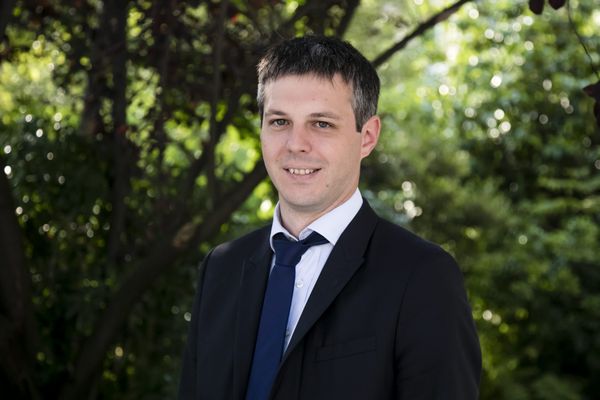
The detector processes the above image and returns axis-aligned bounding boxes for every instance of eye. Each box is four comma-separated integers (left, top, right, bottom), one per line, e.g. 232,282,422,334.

270,119,289,127
315,121,332,129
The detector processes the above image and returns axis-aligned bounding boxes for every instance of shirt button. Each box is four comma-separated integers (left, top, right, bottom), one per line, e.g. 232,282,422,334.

295,279,304,288
285,329,291,337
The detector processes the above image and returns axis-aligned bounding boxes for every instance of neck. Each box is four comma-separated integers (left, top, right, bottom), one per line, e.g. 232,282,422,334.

278,208,323,238
278,192,356,238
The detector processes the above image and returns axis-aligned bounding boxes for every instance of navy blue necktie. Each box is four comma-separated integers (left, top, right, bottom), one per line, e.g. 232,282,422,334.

245,231,328,400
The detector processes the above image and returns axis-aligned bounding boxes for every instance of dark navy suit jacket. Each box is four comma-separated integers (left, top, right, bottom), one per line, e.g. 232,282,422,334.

178,200,481,399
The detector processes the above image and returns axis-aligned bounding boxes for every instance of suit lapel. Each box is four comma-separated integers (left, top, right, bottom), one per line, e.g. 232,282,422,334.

282,200,379,361
233,229,272,400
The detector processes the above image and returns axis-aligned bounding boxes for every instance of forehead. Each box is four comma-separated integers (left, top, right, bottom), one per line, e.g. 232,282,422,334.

263,73,353,107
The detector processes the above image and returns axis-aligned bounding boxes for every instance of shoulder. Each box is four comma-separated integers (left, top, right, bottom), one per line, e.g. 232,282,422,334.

368,217,471,324
367,215,462,285
197,224,271,286
351,200,456,271
372,217,450,261
209,224,271,261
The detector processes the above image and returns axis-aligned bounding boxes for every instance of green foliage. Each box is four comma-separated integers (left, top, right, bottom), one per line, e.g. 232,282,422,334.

351,1,599,398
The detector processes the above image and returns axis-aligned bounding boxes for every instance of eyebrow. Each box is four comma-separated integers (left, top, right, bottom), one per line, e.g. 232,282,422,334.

263,109,288,118
309,112,341,120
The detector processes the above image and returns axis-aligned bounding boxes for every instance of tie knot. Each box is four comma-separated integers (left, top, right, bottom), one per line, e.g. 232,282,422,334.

272,231,328,268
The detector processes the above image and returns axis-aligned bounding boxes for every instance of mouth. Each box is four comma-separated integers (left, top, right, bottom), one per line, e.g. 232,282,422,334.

285,168,321,176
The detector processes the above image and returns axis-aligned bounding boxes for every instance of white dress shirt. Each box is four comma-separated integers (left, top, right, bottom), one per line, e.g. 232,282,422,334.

269,188,363,350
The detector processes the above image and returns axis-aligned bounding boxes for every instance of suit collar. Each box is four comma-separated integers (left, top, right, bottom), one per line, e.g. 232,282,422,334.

281,199,379,361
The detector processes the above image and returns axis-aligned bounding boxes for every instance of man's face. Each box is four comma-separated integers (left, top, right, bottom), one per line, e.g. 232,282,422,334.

260,74,380,223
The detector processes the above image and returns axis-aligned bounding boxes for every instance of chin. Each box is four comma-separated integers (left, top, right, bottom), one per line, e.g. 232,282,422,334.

282,197,324,212
286,199,320,209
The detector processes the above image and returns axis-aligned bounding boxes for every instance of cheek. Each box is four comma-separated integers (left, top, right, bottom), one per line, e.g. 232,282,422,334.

330,139,361,162
261,143,281,170
260,139,273,158
261,134,281,152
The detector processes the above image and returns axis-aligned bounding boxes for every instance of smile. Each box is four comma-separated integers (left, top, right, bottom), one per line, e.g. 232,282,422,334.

286,168,320,175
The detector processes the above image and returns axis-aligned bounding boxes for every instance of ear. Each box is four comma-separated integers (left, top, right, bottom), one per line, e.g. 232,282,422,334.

359,115,381,159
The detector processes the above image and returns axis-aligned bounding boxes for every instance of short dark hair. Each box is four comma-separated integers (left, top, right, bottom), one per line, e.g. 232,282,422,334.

257,35,380,132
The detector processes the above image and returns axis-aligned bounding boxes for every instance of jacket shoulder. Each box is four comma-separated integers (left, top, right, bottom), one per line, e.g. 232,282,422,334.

367,216,464,288
209,224,271,260
372,217,449,259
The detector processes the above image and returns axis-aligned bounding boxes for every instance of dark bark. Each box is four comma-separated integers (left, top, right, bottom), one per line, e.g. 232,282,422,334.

59,2,131,397
78,1,114,137
207,0,229,206
336,0,361,38
0,157,39,399
0,0,17,55
179,81,247,211
186,161,268,248
106,0,133,267
276,0,339,38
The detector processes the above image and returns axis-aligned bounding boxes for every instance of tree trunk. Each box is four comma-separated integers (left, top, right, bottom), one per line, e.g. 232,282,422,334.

0,0,17,56
0,157,39,399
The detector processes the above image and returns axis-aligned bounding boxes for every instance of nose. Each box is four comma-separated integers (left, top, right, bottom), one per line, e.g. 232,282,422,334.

286,125,311,153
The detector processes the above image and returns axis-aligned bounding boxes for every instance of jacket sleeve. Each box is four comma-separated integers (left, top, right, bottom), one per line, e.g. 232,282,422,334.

395,248,481,399
178,249,213,400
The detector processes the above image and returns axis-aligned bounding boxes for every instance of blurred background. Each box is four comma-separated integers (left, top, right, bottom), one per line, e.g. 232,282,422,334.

1,0,599,399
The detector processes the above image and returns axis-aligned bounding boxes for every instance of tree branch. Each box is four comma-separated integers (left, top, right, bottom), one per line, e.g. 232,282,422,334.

171,161,268,255
371,0,473,68
180,88,241,197
59,161,267,400
207,0,230,206
276,0,338,38
106,0,133,267
336,0,361,38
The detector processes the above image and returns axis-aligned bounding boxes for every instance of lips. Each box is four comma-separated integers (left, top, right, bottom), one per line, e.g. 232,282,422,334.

286,168,320,175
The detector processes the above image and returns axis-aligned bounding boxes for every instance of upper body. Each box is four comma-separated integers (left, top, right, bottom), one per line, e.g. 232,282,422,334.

179,35,481,399
178,197,481,399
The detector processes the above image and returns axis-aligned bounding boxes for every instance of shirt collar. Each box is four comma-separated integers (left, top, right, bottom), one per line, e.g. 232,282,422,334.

270,189,363,250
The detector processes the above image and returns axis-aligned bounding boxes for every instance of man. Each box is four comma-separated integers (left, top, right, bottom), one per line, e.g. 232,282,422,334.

179,35,481,400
